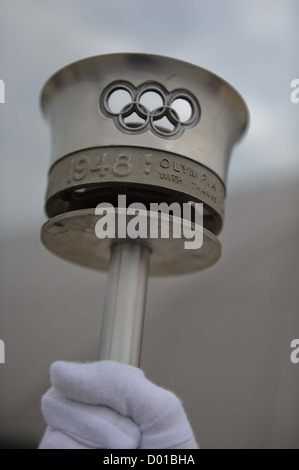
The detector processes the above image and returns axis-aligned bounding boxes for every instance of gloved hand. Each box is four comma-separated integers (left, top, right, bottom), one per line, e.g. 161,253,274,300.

39,360,199,449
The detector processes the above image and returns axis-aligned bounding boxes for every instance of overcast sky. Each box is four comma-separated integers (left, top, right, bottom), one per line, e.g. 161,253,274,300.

0,0,298,234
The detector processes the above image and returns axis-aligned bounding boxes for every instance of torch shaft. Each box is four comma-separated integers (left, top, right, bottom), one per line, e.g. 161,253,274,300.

99,242,151,367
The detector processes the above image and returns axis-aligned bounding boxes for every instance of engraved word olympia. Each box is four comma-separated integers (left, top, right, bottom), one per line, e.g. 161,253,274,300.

64,151,220,206
100,81,201,139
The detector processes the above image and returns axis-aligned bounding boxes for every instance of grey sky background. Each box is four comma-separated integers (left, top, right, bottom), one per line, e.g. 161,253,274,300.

0,0,298,235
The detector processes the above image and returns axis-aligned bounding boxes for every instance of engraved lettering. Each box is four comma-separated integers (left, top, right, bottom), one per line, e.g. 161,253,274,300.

91,153,110,176
192,181,217,203
145,154,152,175
159,172,183,184
113,153,131,176
160,158,170,169
67,156,90,183
173,160,180,172
201,172,216,190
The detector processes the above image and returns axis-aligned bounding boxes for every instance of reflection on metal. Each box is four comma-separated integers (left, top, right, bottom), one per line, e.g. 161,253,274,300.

40,53,249,366
99,242,151,367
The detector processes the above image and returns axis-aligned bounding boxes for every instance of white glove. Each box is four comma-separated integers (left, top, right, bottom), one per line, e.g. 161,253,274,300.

39,360,199,449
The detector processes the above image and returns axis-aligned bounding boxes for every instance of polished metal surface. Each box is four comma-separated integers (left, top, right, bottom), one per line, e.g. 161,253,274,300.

40,53,248,366
42,54,248,243
99,242,150,367
41,53,248,186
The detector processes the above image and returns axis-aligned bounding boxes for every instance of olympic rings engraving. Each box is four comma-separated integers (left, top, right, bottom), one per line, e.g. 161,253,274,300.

100,81,201,139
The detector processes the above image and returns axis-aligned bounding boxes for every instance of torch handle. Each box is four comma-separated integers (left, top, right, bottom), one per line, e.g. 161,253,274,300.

99,242,151,367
